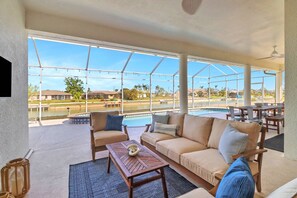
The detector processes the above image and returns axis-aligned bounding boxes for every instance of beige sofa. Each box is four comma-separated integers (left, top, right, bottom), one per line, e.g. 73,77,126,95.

140,112,267,192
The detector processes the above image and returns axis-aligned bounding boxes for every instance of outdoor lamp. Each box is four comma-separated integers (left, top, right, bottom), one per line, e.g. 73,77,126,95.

1,158,30,198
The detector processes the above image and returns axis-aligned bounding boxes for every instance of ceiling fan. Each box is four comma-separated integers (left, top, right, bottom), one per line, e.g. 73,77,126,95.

181,0,202,15
256,45,284,60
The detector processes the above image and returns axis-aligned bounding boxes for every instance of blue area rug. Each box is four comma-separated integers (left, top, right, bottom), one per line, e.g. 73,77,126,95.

69,158,197,198
263,133,284,152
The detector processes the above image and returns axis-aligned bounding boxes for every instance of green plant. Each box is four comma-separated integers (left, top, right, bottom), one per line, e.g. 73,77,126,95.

64,77,84,101
28,83,38,100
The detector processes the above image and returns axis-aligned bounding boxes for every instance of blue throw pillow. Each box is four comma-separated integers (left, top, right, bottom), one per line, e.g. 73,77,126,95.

105,114,124,131
216,157,255,198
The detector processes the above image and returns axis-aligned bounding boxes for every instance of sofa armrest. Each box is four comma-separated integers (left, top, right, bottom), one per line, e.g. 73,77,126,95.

90,126,94,132
144,124,151,132
209,173,224,196
214,173,224,180
232,149,267,160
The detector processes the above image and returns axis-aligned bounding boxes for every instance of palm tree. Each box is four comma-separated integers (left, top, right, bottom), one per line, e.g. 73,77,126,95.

142,84,148,91
134,84,141,90
155,85,160,92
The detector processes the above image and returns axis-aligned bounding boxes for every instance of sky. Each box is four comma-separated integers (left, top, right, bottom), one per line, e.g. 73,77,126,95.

28,38,278,93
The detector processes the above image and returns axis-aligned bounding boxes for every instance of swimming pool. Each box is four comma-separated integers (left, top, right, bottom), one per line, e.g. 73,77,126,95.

123,108,228,127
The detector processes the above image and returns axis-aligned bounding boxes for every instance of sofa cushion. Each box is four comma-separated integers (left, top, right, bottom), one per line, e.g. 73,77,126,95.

91,111,119,132
208,118,261,152
154,122,178,137
94,131,127,147
182,115,214,146
156,138,206,163
181,148,228,185
140,132,176,147
150,114,169,132
168,112,185,136
216,157,255,198
219,124,249,164
177,188,214,198
180,149,259,185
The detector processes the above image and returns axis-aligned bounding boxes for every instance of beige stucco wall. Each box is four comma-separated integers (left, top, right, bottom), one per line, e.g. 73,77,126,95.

284,0,297,160
0,0,28,168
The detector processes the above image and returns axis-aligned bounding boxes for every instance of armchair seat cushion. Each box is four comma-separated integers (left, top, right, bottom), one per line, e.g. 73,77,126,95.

140,132,176,147
156,138,207,163
94,131,128,147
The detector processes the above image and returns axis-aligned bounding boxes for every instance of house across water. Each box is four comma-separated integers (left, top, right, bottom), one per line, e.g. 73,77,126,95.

82,90,119,100
30,90,72,100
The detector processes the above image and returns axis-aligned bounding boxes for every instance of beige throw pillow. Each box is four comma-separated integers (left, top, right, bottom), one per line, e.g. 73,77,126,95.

153,122,178,137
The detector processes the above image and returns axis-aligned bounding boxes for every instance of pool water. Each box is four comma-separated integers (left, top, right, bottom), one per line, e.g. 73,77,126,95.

123,108,228,127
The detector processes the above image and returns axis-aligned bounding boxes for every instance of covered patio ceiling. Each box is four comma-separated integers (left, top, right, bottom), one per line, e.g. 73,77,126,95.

23,0,284,69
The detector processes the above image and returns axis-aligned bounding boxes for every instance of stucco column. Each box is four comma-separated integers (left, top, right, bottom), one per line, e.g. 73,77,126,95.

275,71,283,103
244,64,251,106
179,54,188,114
285,0,297,160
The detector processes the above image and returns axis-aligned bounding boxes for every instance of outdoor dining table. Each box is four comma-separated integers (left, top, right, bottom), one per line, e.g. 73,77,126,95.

236,105,280,120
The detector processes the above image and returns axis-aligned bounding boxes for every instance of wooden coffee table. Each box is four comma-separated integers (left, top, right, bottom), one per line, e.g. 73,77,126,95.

106,140,169,198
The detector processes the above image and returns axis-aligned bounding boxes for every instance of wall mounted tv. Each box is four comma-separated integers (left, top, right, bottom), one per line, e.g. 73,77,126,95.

0,56,12,97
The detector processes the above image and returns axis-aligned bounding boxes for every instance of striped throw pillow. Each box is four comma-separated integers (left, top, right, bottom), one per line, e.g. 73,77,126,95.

153,122,178,136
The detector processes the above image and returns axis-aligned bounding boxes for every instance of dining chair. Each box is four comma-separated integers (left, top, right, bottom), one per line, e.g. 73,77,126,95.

228,106,242,121
246,106,263,124
264,106,284,134
276,106,283,115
